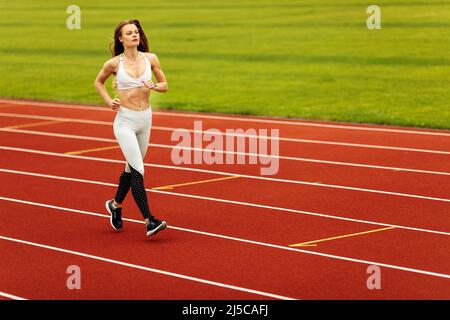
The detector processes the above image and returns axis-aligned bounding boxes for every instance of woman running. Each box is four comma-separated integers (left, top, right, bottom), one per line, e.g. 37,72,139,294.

94,19,168,237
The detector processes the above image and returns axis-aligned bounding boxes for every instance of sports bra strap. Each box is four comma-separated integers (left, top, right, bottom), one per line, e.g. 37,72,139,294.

119,52,147,61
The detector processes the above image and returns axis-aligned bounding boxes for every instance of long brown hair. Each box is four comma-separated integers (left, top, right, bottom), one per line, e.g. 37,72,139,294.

110,19,150,57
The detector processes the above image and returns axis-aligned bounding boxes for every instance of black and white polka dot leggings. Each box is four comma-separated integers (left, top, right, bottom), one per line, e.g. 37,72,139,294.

114,166,152,219
113,105,154,220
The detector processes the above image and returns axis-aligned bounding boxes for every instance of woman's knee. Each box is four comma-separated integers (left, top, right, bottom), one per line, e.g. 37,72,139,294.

128,163,145,176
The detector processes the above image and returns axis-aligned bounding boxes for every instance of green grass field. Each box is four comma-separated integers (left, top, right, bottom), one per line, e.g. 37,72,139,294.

0,0,449,129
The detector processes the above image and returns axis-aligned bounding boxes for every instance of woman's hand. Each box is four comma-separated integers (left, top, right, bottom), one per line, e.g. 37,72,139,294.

142,80,157,90
106,98,121,111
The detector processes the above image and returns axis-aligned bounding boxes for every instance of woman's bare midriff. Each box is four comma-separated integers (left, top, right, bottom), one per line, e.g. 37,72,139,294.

118,86,151,111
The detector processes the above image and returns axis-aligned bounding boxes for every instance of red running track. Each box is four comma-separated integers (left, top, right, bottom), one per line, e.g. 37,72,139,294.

0,98,449,300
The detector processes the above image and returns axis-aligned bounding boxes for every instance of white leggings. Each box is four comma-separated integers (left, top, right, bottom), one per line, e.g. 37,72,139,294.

113,106,152,175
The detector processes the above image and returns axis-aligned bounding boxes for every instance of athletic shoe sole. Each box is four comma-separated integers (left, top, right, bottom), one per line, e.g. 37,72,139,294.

146,221,167,237
105,200,121,231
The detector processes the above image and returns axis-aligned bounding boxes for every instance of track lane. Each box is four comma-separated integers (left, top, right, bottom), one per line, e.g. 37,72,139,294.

1,119,449,173
0,238,268,300
1,148,449,234
0,168,449,276
1,199,450,299
0,101,449,151
1,130,449,201
1,99,449,298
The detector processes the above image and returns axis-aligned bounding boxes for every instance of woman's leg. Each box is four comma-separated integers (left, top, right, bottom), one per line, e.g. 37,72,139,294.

112,108,166,236
136,115,151,160
128,164,152,221
125,149,168,236
113,170,131,207
112,112,132,208
134,115,167,235
114,126,151,220
106,169,131,231
133,124,153,222
106,114,133,230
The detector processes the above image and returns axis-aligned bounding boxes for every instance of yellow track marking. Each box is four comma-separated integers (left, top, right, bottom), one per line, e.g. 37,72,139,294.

152,175,240,190
3,120,64,129
289,226,396,247
65,145,120,155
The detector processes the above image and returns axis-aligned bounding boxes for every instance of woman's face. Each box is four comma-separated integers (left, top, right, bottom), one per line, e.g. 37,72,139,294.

119,23,140,48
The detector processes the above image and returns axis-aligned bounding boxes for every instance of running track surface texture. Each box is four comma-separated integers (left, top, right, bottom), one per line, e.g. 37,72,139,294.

0,98,449,300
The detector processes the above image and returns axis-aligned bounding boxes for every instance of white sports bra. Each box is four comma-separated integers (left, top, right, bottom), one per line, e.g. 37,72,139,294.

115,52,152,90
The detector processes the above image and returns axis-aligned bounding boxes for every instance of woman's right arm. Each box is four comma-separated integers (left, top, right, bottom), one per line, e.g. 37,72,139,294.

94,60,120,110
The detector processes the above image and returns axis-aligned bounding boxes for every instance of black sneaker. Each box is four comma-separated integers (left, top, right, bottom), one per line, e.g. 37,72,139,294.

105,200,123,230
146,219,167,237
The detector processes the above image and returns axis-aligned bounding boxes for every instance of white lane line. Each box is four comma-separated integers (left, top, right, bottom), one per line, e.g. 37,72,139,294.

0,98,449,137
1,128,449,177
0,112,111,125
1,196,450,280
153,112,450,137
3,144,449,182
151,189,450,236
0,291,27,300
0,235,294,300
0,169,449,237
1,146,449,203
1,112,449,155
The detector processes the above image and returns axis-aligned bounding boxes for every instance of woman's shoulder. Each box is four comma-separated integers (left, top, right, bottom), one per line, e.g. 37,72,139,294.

108,55,121,66
143,52,158,60
143,52,160,66
103,55,120,73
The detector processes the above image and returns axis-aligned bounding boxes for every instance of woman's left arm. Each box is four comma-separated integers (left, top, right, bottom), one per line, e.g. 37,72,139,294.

147,53,168,93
